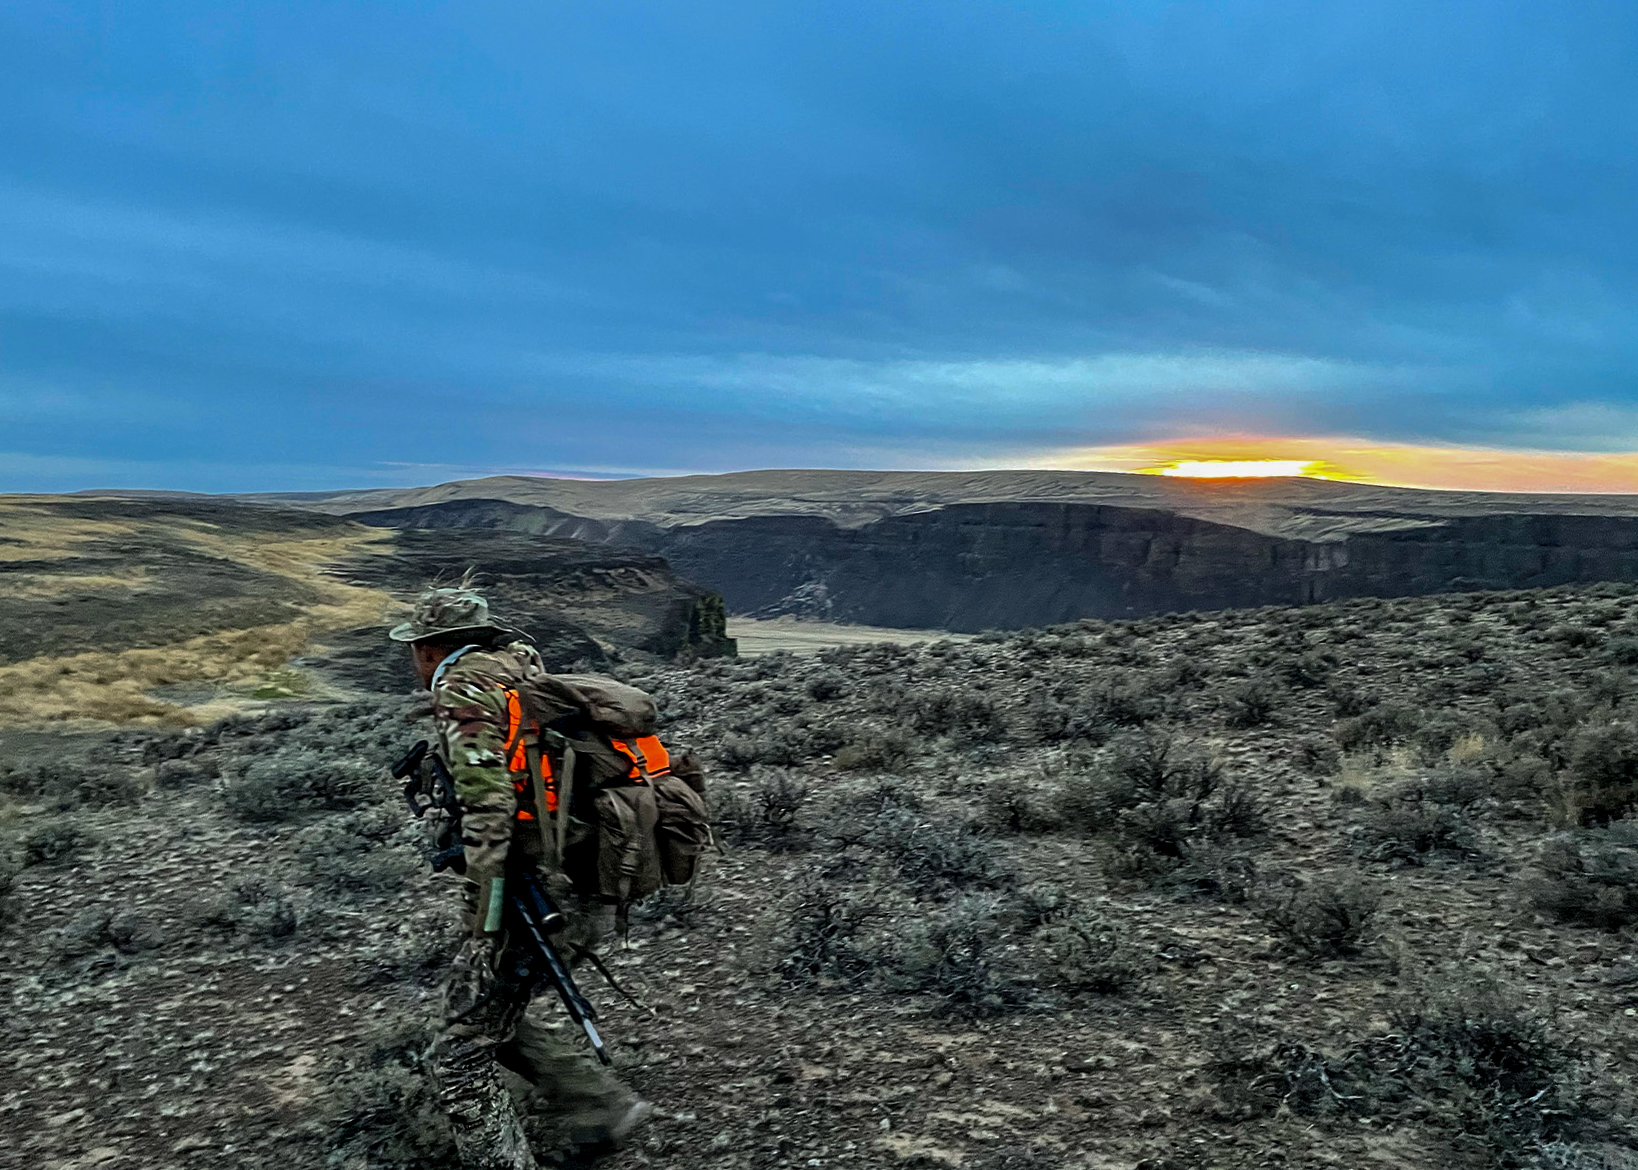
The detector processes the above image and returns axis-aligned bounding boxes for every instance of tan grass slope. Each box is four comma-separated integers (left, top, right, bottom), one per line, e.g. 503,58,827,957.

0,497,402,728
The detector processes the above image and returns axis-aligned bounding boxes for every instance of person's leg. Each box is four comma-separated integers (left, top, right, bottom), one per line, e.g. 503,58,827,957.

499,1013,647,1152
432,942,537,1170
433,1025,539,1170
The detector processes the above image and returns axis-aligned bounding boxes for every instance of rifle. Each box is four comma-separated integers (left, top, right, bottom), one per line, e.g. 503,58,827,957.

392,740,464,872
501,869,612,1065
394,739,613,1064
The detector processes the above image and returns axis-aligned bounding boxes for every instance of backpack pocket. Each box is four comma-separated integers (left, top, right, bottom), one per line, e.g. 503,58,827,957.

653,773,712,885
593,783,663,906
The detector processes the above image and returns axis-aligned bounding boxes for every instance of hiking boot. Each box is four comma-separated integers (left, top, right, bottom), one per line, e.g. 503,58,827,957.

565,1099,653,1157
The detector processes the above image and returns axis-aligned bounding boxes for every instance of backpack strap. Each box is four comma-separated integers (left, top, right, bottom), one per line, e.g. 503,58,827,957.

555,742,577,865
429,644,482,691
508,685,568,870
609,735,671,782
524,739,556,866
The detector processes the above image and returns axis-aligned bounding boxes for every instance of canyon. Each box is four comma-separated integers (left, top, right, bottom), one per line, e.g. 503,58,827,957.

276,470,1638,630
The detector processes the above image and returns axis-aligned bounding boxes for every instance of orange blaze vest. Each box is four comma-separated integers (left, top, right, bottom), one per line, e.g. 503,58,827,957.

502,689,673,820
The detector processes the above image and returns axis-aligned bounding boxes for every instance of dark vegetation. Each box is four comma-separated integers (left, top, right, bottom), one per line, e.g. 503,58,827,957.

6,581,1638,1168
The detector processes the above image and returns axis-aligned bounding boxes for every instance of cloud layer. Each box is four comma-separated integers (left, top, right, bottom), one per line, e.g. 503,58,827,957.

1,1,1636,490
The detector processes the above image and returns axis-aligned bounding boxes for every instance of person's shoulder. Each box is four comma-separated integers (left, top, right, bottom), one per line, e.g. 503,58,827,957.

437,643,535,691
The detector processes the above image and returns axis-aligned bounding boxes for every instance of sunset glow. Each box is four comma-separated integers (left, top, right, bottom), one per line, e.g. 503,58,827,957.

1030,438,1638,493
1149,460,1325,479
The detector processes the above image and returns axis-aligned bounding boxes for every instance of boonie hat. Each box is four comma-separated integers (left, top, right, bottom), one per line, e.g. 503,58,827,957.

388,585,512,644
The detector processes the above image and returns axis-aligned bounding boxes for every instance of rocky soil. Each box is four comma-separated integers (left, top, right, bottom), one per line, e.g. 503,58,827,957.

7,583,1638,1169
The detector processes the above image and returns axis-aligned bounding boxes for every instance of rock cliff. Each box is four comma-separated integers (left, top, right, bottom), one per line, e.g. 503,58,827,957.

327,527,734,680
345,493,1638,631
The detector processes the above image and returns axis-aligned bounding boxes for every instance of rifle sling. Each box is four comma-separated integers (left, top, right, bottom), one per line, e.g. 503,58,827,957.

524,741,555,866
569,943,648,1013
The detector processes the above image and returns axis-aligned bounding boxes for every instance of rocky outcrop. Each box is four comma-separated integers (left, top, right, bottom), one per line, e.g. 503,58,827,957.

330,527,735,671
352,497,1638,631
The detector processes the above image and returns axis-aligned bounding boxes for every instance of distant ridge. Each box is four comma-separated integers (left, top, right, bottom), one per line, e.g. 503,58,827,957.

38,470,1638,630
250,467,1638,542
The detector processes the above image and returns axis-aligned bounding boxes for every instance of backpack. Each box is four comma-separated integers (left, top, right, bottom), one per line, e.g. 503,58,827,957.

511,671,712,916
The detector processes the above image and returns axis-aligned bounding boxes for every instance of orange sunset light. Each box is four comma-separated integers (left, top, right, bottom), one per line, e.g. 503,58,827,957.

1146,459,1331,479
1036,438,1638,493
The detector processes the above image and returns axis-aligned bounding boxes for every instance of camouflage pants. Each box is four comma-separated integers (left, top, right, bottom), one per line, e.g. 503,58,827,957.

433,903,635,1170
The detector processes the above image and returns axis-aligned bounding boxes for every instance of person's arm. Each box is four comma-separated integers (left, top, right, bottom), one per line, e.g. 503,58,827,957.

432,673,517,935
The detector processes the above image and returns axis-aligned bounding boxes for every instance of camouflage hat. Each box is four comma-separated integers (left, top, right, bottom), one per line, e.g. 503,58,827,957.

388,585,512,644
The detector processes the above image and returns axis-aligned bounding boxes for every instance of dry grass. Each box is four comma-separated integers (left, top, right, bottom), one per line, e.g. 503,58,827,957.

1,570,151,599
0,499,142,562
0,512,403,728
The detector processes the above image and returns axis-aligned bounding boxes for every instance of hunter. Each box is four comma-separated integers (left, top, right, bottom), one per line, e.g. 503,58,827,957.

391,584,649,1170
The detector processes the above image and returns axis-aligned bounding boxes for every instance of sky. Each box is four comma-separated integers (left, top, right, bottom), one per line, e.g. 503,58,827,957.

3,1,1638,493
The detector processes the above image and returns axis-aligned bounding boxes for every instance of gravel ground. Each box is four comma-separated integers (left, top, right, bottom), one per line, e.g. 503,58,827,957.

6,583,1638,1169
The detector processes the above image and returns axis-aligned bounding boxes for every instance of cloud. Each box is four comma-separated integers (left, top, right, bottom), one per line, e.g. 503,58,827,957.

1495,402,1638,452
549,349,1417,428
0,2,1636,491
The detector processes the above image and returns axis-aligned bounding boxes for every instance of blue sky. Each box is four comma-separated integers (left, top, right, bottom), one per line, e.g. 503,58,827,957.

3,1,1637,490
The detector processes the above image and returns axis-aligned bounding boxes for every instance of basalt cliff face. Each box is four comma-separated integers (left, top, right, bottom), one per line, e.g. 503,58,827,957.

329,527,734,683
338,481,1638,632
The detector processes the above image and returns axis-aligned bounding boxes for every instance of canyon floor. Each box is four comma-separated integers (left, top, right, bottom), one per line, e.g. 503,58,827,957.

726,617,973,657
6,580,1638,1169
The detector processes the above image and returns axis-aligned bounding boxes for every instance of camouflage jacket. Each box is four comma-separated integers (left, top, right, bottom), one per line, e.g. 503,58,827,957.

428,640,544,893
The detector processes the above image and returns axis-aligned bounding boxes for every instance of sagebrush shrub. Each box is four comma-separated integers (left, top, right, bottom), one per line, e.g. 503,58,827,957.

878,894,1032,1017
908,686,1007,742
1223,678,1278,729
1281,650,1337,689
1551,624,1603,649
1088,673,1163,728
714,732,798,771
1380,973,1575,1163
867,808,1010,892
1032,909,1145,995
1527,823,1638,930
0,856,16,927
978,771,1055,834
297,821,415,899
0,758,139,809
1357,797,1477,865
834,727,913,773
1334,704,1423,751
779,877,874,986
1024,689,1112,745
804,670,848,701
1327,681,1373,718
1208,972,1575,1162
23,822,91,867
221,750,376,822
1561,722,1638,824
201,876,299,942
1606,637,1638,667
714,771,812,850
1257,874,1380,958
321,1020,455,1167
0,760,80,801
1057,730,1262,888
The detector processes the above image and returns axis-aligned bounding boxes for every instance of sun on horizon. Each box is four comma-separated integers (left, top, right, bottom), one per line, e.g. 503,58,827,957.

1141,458,1335,479
1051,439,1638,493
